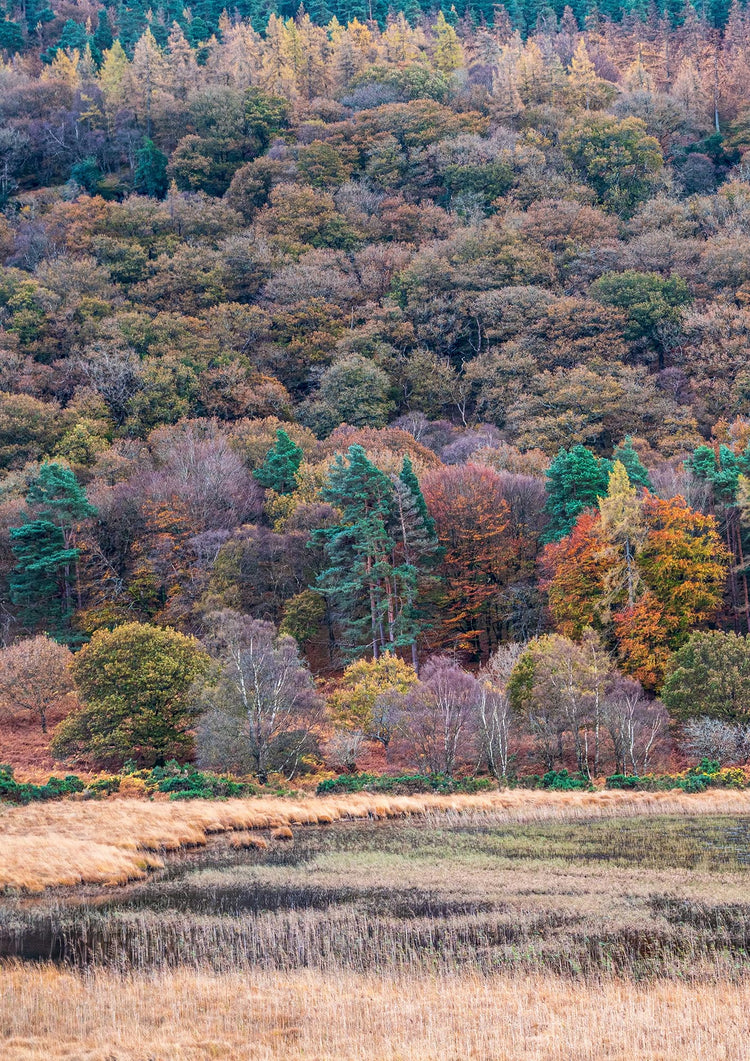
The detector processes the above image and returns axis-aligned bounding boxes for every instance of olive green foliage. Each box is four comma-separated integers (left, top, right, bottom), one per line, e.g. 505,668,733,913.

52,622,210,768
662,630,750,722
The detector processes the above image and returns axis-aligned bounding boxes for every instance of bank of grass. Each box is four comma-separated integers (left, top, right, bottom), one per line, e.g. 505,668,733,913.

3,788,750,892
1,964,748,1061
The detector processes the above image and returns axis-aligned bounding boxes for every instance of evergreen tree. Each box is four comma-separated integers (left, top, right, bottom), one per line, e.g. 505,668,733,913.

612,436,652,490
391,458,441,667
544,445,612,541
314,445,405,660
92,10,113,60
399,455,436,537
10,463,96,639
253,428,304,494
133,138,169,197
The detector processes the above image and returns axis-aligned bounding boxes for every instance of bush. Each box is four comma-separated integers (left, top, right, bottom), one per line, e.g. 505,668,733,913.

541,769,592,791
605,774,641,789
0,765,85,804
316,773,494,796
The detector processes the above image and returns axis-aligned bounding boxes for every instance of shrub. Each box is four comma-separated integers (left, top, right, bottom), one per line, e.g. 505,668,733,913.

0,765,85,804
316,773,494,795
541,769,592,791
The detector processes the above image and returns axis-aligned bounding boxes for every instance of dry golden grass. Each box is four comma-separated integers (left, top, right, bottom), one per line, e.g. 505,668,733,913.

3,788,750,892
1,963,748,1060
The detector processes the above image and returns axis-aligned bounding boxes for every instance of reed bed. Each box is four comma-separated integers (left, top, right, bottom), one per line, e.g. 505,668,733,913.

1,963,748,1060
3,788,750,891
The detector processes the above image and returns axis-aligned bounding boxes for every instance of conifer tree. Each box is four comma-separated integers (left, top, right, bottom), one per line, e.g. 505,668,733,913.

253,428,304,494
10,463,96,639
314,445,397,660
390,458,441,667
134,138,169,197
544,445,612,541
612,436,652,490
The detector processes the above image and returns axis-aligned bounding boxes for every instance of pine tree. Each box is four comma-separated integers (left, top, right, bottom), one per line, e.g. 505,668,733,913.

544,445,612,541
314,445,408,660
390,458,441,668
10,463,96,640
253,428,304,494
399,456,436,537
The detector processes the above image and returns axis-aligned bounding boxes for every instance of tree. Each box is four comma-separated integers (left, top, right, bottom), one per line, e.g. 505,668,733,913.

612,437,652,490
134,139,169,198
195,610,322,783
55,623,207,768
253,428,304,495
597,462,646,609
422,463,512,657
681,717,748,765
304,356,395,436
602,676,667,775
561,115,664,216
0,635,75,733
591,271,691,368
328,652,418,746
544,445,612,542
662,630,750,722
10,463,96,639
403,655,479,777
508,633,610,777
315,445,421,660
476,642,522,781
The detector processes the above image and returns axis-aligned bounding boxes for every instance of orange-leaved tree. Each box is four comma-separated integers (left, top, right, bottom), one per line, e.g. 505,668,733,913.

542,466,728,688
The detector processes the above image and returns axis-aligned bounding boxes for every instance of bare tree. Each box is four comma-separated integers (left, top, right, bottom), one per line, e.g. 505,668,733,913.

325,729,366,773
682,717,744,766
603,677,668,775
477,643,523,781
405,656,479,777
197,610,322,783
0,635,75,733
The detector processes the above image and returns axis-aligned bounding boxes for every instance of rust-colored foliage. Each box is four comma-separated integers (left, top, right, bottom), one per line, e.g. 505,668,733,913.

422,463,512,655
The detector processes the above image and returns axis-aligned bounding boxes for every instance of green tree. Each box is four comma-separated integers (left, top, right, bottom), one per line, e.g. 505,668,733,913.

51,622,210,767
10,463,96,639
134,138,169,198
561,115,664,216
544,445,612,542
253,428,303,495
612,436,652,490
391,457,441,667
304,356,395,436
315,445,399,659
662,630,750,722
591,271,691,368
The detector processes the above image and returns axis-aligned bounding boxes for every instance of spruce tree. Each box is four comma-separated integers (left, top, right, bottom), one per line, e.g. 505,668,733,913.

134,138,169,198
399,455,436,537
253,428,304,494
390,463,440,668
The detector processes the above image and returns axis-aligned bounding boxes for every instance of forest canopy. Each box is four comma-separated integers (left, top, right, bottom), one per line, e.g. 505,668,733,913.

3,1,750,779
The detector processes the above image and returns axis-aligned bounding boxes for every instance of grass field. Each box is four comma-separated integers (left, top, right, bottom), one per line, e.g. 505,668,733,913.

2,964,748,1061
3,795,750,1058
3,788,750,891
